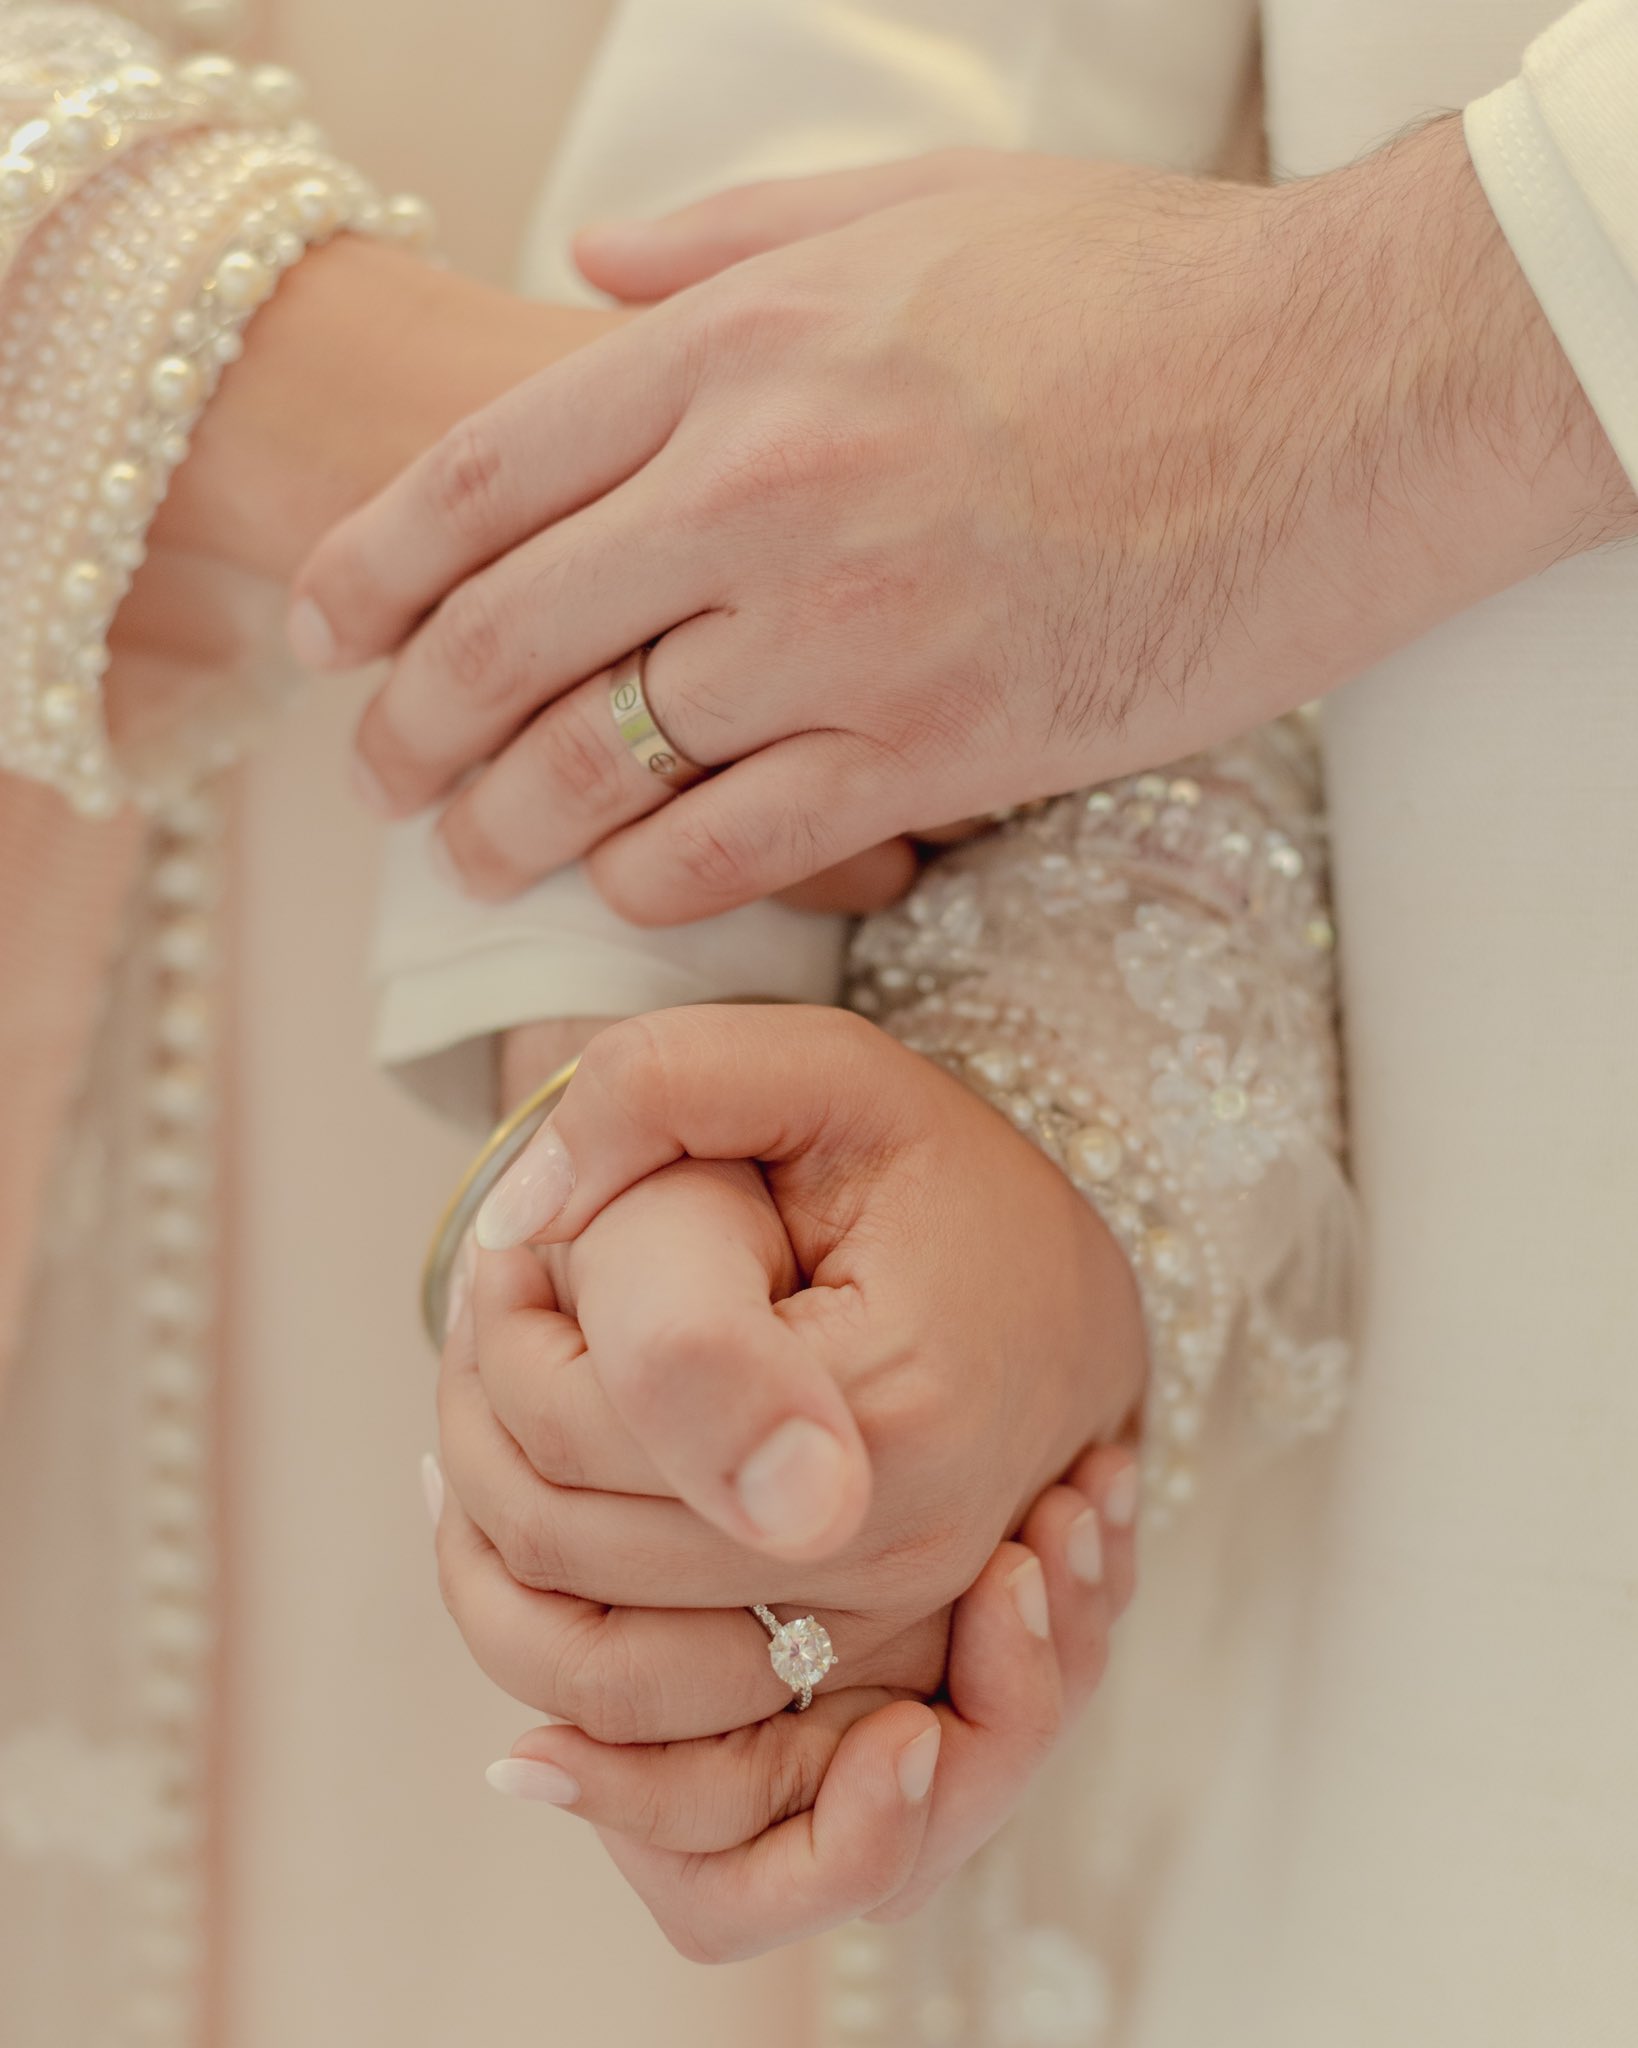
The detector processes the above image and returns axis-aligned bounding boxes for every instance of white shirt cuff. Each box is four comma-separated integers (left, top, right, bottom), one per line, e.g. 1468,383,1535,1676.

372,815,848,1128
1465,0,1638,492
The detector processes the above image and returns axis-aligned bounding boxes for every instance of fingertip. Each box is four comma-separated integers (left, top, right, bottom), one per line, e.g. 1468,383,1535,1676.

1006,1552,1052,1641
896,1716,942,1805
485,1755,582,1806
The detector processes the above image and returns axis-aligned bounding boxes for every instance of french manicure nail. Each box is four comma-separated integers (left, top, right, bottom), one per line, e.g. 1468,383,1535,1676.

287,595,338,668
897,1724,941,1804
1067,1510,1104,1587
1104,1463,1141,1530
476,1123,574,1250
734,1417,850,1549
420,1452,444,1527
1009,1555,1051,1640
485,1757,581,1806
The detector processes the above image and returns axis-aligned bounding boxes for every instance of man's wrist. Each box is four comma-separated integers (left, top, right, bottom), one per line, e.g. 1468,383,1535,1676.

1306,118,1637,595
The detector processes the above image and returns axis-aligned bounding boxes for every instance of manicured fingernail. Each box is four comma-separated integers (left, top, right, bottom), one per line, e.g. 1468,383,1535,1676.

287,595,338,668
476,1123,574,1250
420,1452,444,1527
1067,1510,1104,1587
1008,1555,1051,1640
350,752,392,817
897,1723,941,1804
734,1417,850,1548
485,1757,581,1806
1104,1462,1141,1530
443,1233,477,1341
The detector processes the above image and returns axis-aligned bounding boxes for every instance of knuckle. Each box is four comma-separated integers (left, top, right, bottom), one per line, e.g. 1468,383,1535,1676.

690,415,853,526
424,419,509,543
668,807,758,903
513,1405,586,1492
490,1492,568,1597
437,806,523,902
710,284,818,360
429,584,509,704
576,1012,670,1117
552,1622,657,1746
530,698,629,815
756,1724,822,1827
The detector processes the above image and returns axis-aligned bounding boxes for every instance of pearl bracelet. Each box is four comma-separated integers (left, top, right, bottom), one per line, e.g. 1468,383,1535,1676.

0,37,435,810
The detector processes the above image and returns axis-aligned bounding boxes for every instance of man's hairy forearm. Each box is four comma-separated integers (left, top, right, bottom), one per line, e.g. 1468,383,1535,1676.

1275,118,1635,631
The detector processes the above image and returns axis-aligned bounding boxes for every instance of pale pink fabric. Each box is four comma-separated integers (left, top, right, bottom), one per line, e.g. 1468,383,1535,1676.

0,779,139,1379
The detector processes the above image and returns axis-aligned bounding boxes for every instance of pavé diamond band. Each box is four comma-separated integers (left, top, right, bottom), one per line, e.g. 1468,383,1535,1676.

751,1604,837,1712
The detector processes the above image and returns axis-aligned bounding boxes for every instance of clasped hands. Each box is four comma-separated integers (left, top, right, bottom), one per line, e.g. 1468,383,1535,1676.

432,1004,1147,1959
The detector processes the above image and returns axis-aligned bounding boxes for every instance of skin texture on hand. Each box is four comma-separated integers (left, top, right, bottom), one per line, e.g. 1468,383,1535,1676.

436,1005,1145,1732
294,120,1638,926
449,1013,1145,1959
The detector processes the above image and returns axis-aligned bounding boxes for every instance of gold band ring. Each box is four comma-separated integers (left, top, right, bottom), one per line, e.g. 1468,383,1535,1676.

609,646,708,792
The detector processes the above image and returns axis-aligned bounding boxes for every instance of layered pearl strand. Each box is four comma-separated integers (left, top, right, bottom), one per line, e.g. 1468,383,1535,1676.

0,33,434,811
126,785,222,2048
0,17,437,2043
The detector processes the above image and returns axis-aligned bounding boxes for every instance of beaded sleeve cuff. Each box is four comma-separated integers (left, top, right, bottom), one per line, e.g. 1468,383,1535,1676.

0,7,434,811
850,718,1356,1526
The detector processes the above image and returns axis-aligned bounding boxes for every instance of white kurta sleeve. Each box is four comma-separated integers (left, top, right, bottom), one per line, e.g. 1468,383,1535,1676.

1466,0,1638,489
372,0,1071,1120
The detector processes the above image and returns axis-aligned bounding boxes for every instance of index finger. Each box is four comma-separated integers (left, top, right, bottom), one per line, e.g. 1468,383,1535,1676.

287,306,693,670
474,1004,919,1253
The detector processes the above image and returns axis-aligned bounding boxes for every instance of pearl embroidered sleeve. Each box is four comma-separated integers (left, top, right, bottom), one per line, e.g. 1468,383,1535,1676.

849,717,1355,1522
0,4,431,813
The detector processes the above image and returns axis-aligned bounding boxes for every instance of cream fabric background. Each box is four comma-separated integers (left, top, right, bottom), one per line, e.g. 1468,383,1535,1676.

220,5,799,2044
215,2,1638,2043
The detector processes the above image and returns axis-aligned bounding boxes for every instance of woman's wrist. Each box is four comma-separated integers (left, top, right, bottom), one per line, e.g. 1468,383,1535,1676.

154,238,631,584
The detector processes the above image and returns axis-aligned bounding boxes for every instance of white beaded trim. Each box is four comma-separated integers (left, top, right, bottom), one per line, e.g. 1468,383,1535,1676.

850,737,1347,1529
126,787,222,2048
0,41,436,811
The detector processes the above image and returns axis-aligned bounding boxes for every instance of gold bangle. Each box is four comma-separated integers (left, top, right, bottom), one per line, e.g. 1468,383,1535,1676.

420,997,801,1353
419,1056,581,1351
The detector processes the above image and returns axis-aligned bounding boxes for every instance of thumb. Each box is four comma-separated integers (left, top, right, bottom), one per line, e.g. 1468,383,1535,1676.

573,149,999,301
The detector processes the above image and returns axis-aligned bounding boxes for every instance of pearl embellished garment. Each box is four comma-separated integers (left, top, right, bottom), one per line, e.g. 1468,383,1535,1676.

1,4,1636,2048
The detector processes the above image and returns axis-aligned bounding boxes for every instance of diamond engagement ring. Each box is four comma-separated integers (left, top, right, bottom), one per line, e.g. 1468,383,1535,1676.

751,1604,837,1712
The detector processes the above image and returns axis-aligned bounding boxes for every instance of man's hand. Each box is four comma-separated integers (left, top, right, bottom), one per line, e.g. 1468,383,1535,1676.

293,123,1637,925
432,1005,1145,1747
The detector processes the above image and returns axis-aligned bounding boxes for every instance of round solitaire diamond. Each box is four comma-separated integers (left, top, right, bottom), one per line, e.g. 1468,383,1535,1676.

761,1612,837,1707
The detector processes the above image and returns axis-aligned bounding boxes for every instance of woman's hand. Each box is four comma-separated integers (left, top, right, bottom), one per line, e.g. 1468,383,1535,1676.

292,123,1635,926
433,1004,1146,1743
475,1444,1140,1962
